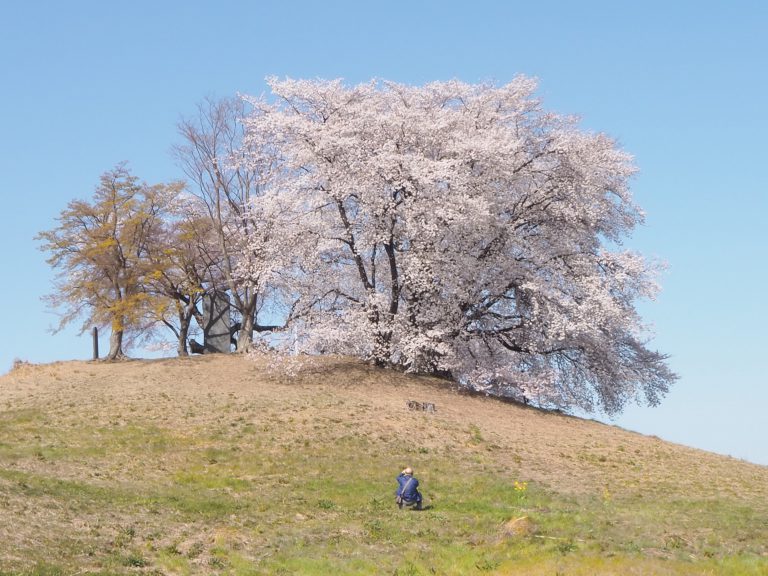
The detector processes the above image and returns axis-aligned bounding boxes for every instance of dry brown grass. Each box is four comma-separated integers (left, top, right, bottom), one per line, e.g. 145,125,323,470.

1,353,766,574
5,353,762,499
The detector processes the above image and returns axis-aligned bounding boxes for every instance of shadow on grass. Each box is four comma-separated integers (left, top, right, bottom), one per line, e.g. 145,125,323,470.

397,504,433,511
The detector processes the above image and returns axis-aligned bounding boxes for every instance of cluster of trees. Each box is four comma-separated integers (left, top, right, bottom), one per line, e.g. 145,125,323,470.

37,97,276,360
39,77,676,414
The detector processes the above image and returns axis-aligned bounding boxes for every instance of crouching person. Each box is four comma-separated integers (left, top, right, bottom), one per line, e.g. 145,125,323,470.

395,467,423,510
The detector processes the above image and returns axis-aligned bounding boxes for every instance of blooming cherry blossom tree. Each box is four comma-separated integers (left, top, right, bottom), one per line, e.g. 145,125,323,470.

239,77,676,414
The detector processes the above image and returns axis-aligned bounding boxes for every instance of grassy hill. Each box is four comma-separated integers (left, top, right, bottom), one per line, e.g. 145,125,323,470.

1,354,766,575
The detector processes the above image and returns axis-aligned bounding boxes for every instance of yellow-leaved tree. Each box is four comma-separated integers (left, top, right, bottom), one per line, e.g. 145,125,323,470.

37,164,183,359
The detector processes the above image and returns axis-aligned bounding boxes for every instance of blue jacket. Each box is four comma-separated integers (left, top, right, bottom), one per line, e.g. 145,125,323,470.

396,473,422,502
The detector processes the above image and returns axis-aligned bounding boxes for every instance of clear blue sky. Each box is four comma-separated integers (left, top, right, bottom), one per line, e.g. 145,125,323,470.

2,1,766,465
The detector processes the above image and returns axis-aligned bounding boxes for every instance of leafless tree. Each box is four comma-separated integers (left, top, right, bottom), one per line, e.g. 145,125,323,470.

173,97,277,351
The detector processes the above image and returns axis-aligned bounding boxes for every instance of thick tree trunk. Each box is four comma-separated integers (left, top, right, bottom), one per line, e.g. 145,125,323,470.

383,240,400,315
107,288,127,361
177,315,190,357
106,329,125,360
371,342,390,366
176,298,199,357
371,319,392,367
237,304,256,352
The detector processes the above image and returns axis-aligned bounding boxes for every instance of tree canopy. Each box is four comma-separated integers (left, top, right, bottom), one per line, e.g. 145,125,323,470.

38,78,676,414
37,165,184,359
237,78,676,414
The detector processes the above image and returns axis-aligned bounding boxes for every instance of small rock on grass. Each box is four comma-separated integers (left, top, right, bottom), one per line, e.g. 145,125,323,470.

502,516,537,537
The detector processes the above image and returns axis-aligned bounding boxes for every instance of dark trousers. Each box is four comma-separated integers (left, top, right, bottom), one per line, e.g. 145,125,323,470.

398,498,422,510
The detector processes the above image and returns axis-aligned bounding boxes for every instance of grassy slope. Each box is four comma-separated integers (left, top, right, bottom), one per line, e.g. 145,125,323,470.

0,354,766,575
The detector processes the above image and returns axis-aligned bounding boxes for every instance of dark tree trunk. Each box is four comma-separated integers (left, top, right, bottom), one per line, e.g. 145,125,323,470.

176,298,199,357
177,315,190,357
371,325,392,367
